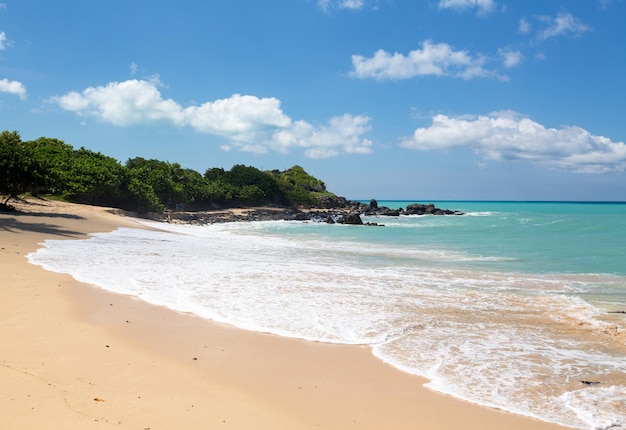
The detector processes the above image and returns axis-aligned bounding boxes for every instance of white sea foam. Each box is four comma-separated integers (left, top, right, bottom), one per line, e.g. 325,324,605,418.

463,211,498,217
27,220,626,429
560,385,626,430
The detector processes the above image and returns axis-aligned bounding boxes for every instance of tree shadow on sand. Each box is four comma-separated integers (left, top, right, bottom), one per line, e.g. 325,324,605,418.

0,216,84,237
11,210,85,220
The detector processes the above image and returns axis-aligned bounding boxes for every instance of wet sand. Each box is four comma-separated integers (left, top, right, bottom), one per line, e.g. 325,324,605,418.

0,198,568,429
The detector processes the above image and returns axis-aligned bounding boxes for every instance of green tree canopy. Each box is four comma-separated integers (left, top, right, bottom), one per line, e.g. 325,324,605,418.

60,148,126,206
0,131,44,206
29,137,74,194
1,129,336,212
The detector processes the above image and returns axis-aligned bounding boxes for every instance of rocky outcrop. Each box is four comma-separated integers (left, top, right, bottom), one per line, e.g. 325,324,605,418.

404,203,462,216
314,195,351,209
163,207,304,224
157,198,463,225
345,199,464,217
336,213,363,225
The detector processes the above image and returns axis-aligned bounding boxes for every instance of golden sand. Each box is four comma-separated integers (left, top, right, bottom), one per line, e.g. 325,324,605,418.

0,198,567,429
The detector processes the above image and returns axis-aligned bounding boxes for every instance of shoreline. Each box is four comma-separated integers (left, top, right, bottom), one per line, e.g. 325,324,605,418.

1,198,569,429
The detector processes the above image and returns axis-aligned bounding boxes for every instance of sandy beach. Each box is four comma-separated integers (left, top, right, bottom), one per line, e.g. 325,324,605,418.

0,198,569,430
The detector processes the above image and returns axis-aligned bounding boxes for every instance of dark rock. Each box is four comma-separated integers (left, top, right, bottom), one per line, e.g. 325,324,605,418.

314,195,350,209
337,213,363,225
361,205,377,214
154,198,463,227
405,203,433,215
377,207,400,216
291,212,311,221
404,203,464,216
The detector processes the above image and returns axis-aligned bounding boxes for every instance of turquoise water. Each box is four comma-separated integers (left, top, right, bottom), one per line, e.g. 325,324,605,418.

28,201,626,429
367,201,626,276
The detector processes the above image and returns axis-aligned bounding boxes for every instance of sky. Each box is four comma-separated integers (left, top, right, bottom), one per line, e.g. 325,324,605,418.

1,0,625,201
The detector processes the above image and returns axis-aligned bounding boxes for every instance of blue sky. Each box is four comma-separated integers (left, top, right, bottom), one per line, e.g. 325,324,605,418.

1,0,625,200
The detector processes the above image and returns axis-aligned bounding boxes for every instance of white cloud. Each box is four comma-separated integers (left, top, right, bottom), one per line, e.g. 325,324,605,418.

351,40,503,81
318,0,365,12
0,32,23,98
184,94,292,142
520,13,591,42
499,49,522,68
438,0,497,14
0,78,26,99
518,17,531,34
130,62,138,76
0,31,9,50
537,12,591,40
339,0,364,9
271,114,373,158
401,111,626,173
55,79,185,127
53,78,373,158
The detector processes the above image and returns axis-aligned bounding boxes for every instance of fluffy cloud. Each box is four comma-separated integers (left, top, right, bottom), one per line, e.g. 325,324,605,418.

271,114,373,158
53,78,372,158
184,94,292,142
401,111,626,173
438,0,497,14
0,78,26,99
56,79,185,127
351,40,502,81
499,49,522,68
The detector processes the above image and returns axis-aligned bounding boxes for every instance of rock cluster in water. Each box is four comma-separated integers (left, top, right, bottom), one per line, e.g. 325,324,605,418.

156,197,464,226
313,198,464,225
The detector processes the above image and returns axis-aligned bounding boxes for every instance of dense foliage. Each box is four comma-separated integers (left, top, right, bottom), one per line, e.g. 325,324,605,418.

0,130,332,212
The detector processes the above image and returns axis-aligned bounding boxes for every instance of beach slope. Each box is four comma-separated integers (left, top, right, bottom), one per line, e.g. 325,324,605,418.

0,198,567,429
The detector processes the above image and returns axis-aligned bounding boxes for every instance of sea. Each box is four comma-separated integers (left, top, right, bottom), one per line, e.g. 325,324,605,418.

27,201,626,430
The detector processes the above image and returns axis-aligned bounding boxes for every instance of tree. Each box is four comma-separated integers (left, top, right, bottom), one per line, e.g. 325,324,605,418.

271,165,327,206
2,130,336,212
28,137,74,194
122,177,163,212
204,167,226,182
61,148,126,206
0,130,43,207
125,158,186,208
275,165,326,192
174,167,211,207
226,164,287,206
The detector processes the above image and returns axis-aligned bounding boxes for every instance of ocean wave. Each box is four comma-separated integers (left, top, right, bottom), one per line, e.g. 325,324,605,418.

27,218,626,429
